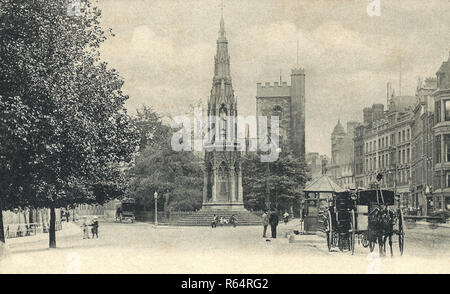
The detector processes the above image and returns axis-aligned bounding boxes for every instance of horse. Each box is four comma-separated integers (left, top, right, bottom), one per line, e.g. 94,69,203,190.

368,205,397,257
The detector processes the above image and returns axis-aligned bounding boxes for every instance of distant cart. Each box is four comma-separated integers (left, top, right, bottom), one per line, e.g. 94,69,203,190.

116,198,136,223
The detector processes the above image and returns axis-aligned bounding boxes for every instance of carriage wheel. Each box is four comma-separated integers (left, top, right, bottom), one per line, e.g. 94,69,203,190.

398,210,405,256
361,233,370,248
350,209,356,255
326,210,333,252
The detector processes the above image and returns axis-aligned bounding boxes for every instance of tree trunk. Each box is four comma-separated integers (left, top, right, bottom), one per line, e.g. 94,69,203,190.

0,207,5,244
49,207,56,248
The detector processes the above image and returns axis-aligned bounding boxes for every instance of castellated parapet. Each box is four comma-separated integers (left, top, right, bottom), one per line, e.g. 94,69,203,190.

256,81,291,97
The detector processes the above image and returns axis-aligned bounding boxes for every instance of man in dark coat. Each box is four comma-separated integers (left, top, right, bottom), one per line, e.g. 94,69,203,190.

90,217,99,238
269,210,279,238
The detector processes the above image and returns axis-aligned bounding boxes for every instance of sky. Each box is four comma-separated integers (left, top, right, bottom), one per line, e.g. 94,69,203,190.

96,0,450,156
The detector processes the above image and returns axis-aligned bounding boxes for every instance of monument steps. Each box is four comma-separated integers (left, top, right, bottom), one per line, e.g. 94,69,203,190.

174,210,262,226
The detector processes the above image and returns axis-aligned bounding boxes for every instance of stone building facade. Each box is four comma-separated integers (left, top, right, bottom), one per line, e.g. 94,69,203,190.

358,96,416,207
432,52,450,212
306,152,330,180
328,120,358,189
411,77,436,216
256,69,306,159
354,124,365,188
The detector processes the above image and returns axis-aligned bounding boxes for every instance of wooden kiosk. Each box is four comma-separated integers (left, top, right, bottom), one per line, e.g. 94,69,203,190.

302,175,344,233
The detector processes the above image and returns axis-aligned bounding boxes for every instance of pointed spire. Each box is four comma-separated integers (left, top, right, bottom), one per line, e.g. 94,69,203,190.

214,7,230,80
219,13,226,40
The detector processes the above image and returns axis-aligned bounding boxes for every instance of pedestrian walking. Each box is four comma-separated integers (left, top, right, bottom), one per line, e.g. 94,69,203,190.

65,210,70,222
269,210,279,238
211,214,218,228
262,210,269,237
81,217,90,239
90,217,99,238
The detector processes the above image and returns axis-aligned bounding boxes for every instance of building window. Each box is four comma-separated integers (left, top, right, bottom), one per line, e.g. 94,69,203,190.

407,148,410,162
445,134,450,162
402,130,405,142
398,132,401,143
445,100,450,121
382,137,385,148
435,171,441,189
378,138,381,149
398,150,402,164
436,135,441,164
436,101,441,123
407,129,410,140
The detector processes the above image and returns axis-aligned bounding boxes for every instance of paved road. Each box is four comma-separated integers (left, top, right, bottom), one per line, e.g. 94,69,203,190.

1,220,449,273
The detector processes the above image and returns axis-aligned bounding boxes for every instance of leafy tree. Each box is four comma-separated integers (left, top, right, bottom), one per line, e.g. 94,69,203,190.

0,96,40,243
133,105,168,151
242,151,311,215
127,106,203,214
0,0,138,248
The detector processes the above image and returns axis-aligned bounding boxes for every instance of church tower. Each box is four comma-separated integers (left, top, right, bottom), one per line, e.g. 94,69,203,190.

202,13,245,211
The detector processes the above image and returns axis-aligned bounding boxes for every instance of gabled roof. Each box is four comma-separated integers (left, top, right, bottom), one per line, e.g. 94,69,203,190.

303,174,344,193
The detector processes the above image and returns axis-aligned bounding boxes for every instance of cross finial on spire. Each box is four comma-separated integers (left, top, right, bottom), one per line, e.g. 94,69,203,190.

218,0,226,40
220,0,224,18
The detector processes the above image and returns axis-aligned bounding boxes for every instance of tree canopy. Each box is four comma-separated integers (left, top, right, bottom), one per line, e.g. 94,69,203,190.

242,151,311,214
127,106,203,213
0,0,138,246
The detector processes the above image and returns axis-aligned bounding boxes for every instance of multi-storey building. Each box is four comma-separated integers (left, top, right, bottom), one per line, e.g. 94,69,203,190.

411,77,436,216
361,97,416,207
329,120,358,189
353,124,365,188
361,104,385,187
306,152,329,180
432,52,450,212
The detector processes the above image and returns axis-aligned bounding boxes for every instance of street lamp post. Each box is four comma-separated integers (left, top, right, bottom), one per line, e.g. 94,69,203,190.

154,191,158,226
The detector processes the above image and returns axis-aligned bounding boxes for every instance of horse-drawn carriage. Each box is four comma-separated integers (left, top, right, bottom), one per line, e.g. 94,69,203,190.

323,187,405,256
116,198,136,223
